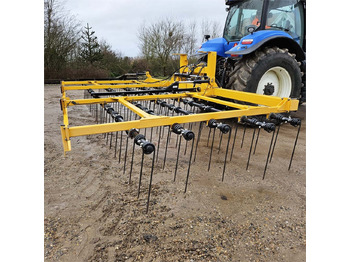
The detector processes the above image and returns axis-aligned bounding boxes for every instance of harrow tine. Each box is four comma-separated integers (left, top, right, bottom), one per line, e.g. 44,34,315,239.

288,121,302,170
129,141,135,184
253,127,261,155
123,136,129,174
109,132,113,149
207,128,212,147
268,113,302,170
175,131,179,148
156,126,162,162
171,123,195,181
184,138,189,155
241,123,247,148
263,129,276,180
146,150,156,214
137,151,145,199
206,119,231,172
162,126,171,169
150,126,154,142
174,136,182,182
221,126,232,182
218,132,223,154
269,124,281,163
119,131,123,163
184,137,195,193
246,127,256,170
230,124,239,161
193,121,203,163
114,131,119,158
208,128,216,171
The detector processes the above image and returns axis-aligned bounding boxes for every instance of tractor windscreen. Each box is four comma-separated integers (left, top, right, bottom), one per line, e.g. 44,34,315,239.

223,0,264,41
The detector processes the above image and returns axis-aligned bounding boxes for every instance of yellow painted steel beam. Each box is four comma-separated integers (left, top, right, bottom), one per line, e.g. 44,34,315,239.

66,106,281,138
117,98,158,119
62,82,172,91
61,92,205,107
190,94,250,110
212,88,298,109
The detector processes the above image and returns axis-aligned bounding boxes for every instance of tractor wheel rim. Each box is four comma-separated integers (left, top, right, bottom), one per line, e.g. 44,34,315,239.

257,66,292,97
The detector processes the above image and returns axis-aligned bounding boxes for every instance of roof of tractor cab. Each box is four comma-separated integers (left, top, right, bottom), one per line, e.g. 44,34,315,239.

225,0,305,5
225,0,245,5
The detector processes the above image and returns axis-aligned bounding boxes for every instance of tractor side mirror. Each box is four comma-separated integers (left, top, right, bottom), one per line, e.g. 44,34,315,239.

204,35,211,41
247,26,257,35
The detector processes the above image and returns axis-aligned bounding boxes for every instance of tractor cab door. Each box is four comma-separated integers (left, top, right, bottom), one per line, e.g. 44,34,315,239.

223,0,264,42
224,0,305,48
266,0,305,47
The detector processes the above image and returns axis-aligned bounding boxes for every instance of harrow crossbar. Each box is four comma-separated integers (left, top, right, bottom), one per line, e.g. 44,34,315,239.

60,52,298,155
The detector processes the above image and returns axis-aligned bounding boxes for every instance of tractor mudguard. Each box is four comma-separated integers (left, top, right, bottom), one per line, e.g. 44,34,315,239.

225,30,304,60
197,37,236,57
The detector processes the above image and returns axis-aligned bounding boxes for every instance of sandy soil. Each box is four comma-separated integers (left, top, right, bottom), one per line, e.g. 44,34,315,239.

44,84,306,261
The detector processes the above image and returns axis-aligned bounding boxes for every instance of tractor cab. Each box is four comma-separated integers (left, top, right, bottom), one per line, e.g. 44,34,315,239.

197,0,306,102
224,0,305,49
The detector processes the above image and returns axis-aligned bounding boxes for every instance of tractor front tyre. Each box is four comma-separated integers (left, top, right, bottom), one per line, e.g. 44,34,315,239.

227,47,302,99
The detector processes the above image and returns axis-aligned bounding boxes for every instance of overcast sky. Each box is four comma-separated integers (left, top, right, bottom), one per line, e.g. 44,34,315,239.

64,0,228,57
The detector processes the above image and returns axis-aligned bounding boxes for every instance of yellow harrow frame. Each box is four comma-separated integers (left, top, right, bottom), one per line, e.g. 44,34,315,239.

60,52,298,155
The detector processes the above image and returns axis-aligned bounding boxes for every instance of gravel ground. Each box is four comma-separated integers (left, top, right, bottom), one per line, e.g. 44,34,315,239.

45,84,306,261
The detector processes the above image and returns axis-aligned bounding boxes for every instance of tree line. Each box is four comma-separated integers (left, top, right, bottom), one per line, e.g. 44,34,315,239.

44,0,222,82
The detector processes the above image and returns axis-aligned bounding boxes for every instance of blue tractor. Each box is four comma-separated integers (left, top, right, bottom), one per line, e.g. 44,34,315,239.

198,0,306,102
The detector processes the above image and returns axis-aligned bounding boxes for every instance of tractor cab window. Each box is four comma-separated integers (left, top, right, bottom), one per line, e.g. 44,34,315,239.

266,0,305,45
223,0,264,41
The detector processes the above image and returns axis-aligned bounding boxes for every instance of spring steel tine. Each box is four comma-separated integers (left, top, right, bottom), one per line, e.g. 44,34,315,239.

129,142,135,184
262,129,276,180
253,127,261,155
156,126,162,162
95,104,98,123
146,150,156,214
123,137,129,174
269,124,281,163
163,126,171,169
207,128,212,147
150,127,154,142
137,151,145,198
184,139,189,156
114,131,119,158
288,122,302,170
193,121,203,163
220,126,232,181
230,124,239,161
119,131,123,163
246,127,256,170
175,132,179,148
184,137,195,193
174,136,182,182
241,123,247,148
218,132,223,154
208,128,217,171
108,132,112,149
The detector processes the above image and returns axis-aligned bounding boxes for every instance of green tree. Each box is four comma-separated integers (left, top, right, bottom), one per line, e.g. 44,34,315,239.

80,23,103,65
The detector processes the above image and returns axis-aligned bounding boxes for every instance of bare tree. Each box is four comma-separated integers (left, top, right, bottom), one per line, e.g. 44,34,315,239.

181,20,198,56
44,0,80,77
138,18,185,75
200,20,223,42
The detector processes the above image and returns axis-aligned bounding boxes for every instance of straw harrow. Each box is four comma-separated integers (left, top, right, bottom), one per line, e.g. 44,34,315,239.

59,52,302,213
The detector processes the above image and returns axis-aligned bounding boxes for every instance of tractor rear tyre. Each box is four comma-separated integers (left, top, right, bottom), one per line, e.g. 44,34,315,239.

227,46,302,99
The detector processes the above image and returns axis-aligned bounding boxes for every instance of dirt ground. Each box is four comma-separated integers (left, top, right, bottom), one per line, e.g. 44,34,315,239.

44,84,306,262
